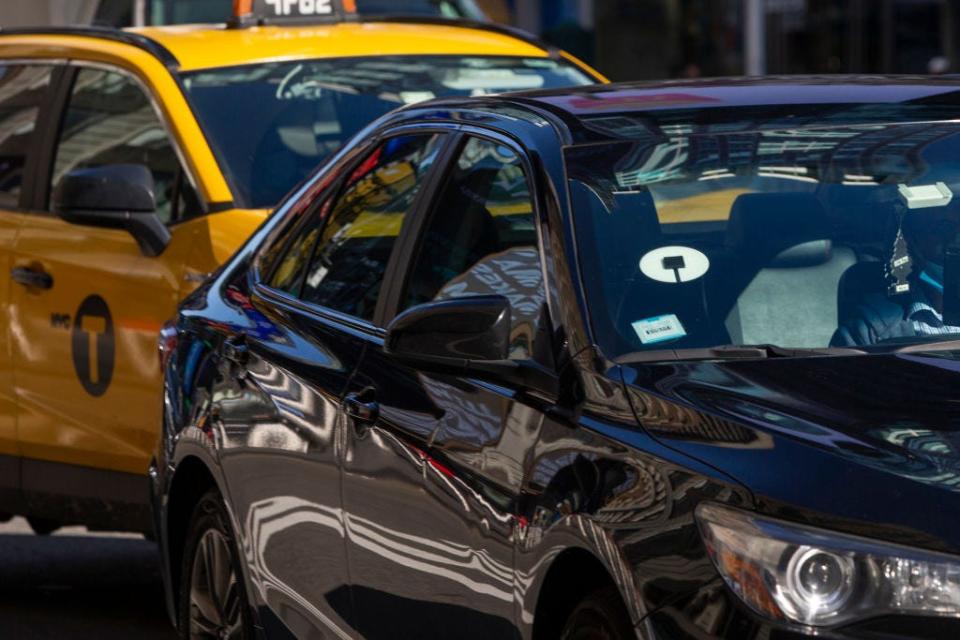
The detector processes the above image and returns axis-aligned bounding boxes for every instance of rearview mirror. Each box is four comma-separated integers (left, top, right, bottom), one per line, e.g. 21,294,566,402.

385,295,557,395
53,164,171,257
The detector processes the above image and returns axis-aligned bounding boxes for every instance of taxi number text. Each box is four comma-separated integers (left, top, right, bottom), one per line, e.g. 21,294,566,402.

262,0,334,15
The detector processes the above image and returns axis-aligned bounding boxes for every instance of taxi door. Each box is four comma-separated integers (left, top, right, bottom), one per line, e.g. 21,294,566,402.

0,63,58,495
9,64,200,478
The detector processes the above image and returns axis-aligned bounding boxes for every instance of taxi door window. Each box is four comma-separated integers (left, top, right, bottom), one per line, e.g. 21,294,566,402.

295,134,444,322
50,68,199,224
401,136,545,360
0,65,53,209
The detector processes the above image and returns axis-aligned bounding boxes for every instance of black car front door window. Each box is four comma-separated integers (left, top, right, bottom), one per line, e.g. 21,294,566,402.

400,135,545,360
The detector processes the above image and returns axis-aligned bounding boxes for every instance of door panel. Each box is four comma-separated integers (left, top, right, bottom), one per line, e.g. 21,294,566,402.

11,218,194,472
213,301,363,639
342,134,546,638
0,214,19,464
11,64,200,474
343,357,525,639
0,63,57,467
218,132,447,636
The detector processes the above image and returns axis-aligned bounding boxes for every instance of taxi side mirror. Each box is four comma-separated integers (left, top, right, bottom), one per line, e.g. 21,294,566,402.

54,164,171,257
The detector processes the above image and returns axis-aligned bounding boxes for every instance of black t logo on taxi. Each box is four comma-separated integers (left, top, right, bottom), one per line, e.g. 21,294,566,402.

72,295,114,397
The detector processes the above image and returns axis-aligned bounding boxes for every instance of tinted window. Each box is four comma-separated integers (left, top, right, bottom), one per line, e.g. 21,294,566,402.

567,101,960,358
0,65,52,209
268,198,330,295
181,55,593,208
402,136,544,360
297,134,444,321
51,68,199,224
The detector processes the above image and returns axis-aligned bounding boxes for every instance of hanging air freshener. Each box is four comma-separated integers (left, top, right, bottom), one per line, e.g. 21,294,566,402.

886,211,912,296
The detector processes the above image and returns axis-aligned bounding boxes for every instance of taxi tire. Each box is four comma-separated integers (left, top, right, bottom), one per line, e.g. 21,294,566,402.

561,586,635,640
178,489,254,640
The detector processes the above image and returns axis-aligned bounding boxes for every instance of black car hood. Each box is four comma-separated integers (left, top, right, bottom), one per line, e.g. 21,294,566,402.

619,349,960,552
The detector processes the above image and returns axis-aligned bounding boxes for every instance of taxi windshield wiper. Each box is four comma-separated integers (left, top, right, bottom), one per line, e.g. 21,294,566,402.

616,343,866,364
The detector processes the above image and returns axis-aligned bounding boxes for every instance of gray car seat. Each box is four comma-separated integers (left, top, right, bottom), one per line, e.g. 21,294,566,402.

725,193,855,347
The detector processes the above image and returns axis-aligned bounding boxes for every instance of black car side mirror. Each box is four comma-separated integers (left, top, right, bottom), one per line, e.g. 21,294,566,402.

385,295,558,396
53,164,171,257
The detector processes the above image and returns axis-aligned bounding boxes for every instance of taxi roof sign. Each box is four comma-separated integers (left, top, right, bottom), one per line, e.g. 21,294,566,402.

230,0,485,27
232,0,349,26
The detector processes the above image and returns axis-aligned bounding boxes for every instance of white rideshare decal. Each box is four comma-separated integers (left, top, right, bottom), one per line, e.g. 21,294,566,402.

638,245,710,284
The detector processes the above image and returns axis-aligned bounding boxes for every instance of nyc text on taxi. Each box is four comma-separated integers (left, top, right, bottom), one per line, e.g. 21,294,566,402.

0,5,600,534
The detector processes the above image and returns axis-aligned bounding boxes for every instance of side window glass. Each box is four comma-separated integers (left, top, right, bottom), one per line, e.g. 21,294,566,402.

268,198,331,295
299,134,444,321
0,65,53,209
402,136,544,360
51,68,196,224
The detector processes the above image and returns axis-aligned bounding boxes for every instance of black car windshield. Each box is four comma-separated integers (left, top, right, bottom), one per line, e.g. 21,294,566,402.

567,101,960,361
182,55,593,208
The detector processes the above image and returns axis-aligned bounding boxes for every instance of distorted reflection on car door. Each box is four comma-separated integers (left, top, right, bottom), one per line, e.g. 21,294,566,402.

216,133,446,638
343,136,549,639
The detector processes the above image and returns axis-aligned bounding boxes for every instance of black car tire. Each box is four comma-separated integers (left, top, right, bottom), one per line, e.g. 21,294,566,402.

561,586,635,640
178,488,254,640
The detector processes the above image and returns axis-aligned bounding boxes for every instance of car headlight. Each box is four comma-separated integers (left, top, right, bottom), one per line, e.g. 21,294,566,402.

695,502,960,627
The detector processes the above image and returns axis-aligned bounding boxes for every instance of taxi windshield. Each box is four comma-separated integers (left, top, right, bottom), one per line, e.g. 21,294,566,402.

181,55,592,208
567,101,960,361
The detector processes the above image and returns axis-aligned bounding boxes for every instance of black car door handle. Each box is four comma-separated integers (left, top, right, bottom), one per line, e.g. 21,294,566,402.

11,266,53,290
343,390,379,425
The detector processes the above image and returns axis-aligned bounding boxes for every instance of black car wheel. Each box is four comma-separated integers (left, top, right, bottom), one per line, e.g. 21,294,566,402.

179,489,253,640
561,586,635,640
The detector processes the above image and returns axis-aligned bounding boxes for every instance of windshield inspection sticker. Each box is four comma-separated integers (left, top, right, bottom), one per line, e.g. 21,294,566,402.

639,246,710,283
633,314,687,345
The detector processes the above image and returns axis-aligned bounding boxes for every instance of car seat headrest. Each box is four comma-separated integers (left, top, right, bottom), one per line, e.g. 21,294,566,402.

768,239,833,268
727,192,831,263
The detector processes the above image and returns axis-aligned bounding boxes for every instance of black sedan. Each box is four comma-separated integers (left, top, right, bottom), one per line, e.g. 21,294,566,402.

154,78,960,639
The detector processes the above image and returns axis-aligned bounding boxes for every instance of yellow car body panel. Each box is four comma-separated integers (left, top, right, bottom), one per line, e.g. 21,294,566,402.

0,19,603,526
10,212,193,473
0,215,17,461
134,22,551,71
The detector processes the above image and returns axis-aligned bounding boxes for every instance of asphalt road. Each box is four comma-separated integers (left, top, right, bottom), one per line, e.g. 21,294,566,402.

0,517,175,639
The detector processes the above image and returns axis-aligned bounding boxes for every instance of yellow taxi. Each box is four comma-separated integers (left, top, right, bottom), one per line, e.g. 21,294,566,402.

0,1,602,534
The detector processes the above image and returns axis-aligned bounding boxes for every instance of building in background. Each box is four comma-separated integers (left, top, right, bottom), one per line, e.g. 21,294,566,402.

2,0,958,80
499,0,960,81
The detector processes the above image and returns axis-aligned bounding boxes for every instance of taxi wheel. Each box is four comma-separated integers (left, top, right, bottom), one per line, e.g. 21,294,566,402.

561,586,634,640
178,489,253,640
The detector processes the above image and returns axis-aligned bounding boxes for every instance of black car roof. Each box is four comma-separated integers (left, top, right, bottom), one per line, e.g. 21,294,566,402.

408,76,960,145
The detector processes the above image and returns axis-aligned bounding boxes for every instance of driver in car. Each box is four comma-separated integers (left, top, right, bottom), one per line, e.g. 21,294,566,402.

832,198,960,346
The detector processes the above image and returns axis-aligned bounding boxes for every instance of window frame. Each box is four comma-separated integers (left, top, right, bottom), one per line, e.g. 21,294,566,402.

34,60,207,224
253,123,461,334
